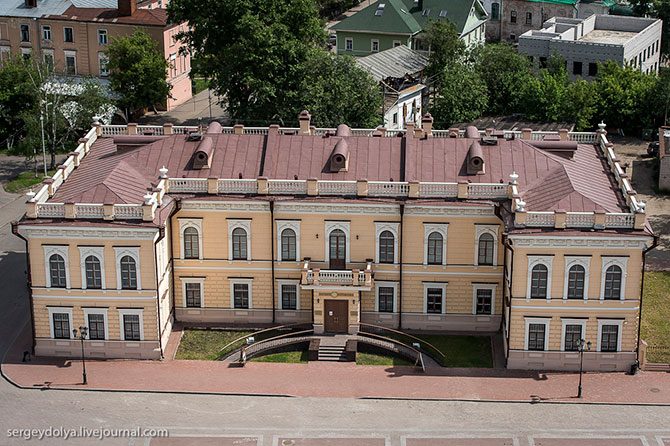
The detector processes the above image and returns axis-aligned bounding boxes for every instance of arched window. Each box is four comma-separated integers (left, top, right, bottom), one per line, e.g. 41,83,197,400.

85,255,102,289
378,230,395,264
183,227,199,259
281,228,296,261
120,255,137,290
427,232,443,265
603,265,622,300
491,2,500,20
232,228,248,260
530,264,548,298
49,254,67,288
478,233,494,265
567,264,585,299
329,229,346,270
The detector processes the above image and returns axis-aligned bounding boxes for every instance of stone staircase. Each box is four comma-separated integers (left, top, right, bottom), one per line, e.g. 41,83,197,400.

316,335,351,362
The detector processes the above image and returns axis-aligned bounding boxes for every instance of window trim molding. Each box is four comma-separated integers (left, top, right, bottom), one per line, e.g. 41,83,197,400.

371,38,380,52
472,283,496,315
474,225,498,266
375,222,399,264
83,307,109,340
277,279,300,310
563,256,590,300
228,219,251,261
276,220,301,262
113,246,141,290
597,319,623,353
44,245,70,289
423,223,448,266
78,246,105,290
118,308,144,341
181,277,205,308
179,218,203,260
230,278,253,309
345,37,353,51
325,221,350,264
48,307,73,339
560,318,587,352
64,49,77,75
97,28,107,45
423,282,447,314
526,255,553,300
524,317,550,351
63,26,74,43
375,281,398,313
600,257,627,301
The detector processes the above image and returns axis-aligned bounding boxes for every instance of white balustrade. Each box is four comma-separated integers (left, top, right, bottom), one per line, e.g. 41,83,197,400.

418,182,458,198
525,212,555,227
137,125,164,135
37,203,65,218
267,180,307,195
568,132,597,144
531,131,558,141
168,178,208,193
172,126,199,134
468,183,508,198
75,204,104,218
431,130,451,138
368,181,409,197
113,205,144,219
218,179,258,194
244,127,269,135
100,125,127,136
565,212,595,228
318,181,357,195
604,213,635,228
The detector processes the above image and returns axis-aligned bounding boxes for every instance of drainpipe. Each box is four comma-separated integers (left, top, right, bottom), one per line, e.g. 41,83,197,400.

11,222,35,355
503,235,514,363
398,203,404,329
170,199,180,326
636,234,659,365
153,226,166,359
270,200,276,324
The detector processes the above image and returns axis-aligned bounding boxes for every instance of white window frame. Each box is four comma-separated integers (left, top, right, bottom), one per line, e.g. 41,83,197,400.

64,50,77,75
41,25,51,41
423,223,448,266
113,246,142,290
21,47,31,58
474,224,499,266
181,277,205,308
325,221,350,264
43,48,54,66
78,246,106,290
276,220,301,262
179,218,203,260
472,284,496,315
375,281,398,313
83,307,109,340
393,40,402,47
228,219,252,261
375,222,399,264
371,39,380,52
48,307,73,339
43,245,70,289
97,28,107,45
563,256,590,300
118,308,144,341
560,318,587,352
526,255,553,300
524,317,550,351
63,27,74,43
230,278,253,309
423,282,447,314
599,257,628,301
345,37,353,51
0,47,10,62
597,319,623,352
278,279,300,310
98,52,109,77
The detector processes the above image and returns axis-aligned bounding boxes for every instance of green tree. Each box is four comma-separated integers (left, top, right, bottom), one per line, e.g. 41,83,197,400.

0,57,39,150
519,56,568,122
429,63,488,128
650,67,670,126
473,43,533,115
105,30,171,117
299,51,382,128
168,0,325,123
561,79,598,131
423,20,467,81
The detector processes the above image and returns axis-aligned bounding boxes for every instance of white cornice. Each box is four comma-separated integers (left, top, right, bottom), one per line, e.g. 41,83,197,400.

509,235,652,249
405,205,495,217
274,202,399,215
19,225,158,240
179,201,270,212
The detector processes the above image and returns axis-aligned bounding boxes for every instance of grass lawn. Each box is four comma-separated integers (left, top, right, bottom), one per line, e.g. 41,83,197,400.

251,350,309,363
413,334,493,368
641,271,670,363
175,329,253,360
356,352,413,366
4,169,56,193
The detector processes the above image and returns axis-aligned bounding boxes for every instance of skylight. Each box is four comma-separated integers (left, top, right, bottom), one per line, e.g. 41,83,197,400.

422,9,431,16
375,3,385,16
439,10,448,17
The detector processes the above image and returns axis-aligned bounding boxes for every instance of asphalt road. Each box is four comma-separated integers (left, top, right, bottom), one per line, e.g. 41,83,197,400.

0,186,669,446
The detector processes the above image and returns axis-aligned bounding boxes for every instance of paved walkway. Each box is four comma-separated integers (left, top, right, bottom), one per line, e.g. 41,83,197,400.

138,89,229,126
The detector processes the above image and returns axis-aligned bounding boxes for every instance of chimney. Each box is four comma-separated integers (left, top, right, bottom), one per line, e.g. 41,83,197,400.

118,0,137,16
24,0,37,8
298,110,311,135
421,113,433,137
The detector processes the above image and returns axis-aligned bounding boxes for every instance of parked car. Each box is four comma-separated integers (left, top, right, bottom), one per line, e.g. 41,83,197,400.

648,141,660,157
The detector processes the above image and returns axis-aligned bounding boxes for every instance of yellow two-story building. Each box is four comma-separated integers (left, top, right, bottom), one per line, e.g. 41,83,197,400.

14,114,656,371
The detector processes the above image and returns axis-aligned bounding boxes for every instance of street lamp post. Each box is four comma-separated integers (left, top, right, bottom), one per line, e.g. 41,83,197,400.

40,110,47,177
577,338,592,398
72,326,88,385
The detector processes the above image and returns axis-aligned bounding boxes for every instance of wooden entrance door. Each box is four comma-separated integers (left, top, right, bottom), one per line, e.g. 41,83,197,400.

324,300,348,333
329,229,346,270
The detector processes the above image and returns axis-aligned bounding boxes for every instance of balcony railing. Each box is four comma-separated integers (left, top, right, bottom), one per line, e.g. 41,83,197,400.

301,259,373,289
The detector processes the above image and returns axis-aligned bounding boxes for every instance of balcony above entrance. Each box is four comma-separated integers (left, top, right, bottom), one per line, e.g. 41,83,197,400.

300,259,373,291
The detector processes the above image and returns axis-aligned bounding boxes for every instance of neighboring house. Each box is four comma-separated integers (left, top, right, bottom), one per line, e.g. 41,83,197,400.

518,15,662,78
483,0,613,42
355,45,428,129
331,0,488,57
16,113,655,372
0,0,191,111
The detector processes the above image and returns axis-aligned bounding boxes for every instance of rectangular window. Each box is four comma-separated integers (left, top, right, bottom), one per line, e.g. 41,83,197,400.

21,48,31,60
185,282,201,308
64,27,74,43
510,11,517,23
426,288,443,314
87,313,105,340
42,25,51,41
345,37,353,51
233,283,249,309
371,39,379,52
539,57,547,68
281,284,297,310
65,51,76,75
572,61,582,76
564,324,582,351
588,62,597,76
43,50,54,70
99,53,109,77
98,29,107,45
20,24,29,42
378,286,394,313
525,12,532,25
600,324,619,352
393,40,401,47
475,289,492,315
527,323,546,351
123,314,141,341
52,313,70,339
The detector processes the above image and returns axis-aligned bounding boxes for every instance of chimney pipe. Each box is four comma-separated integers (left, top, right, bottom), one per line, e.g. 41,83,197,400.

118,0,137,16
